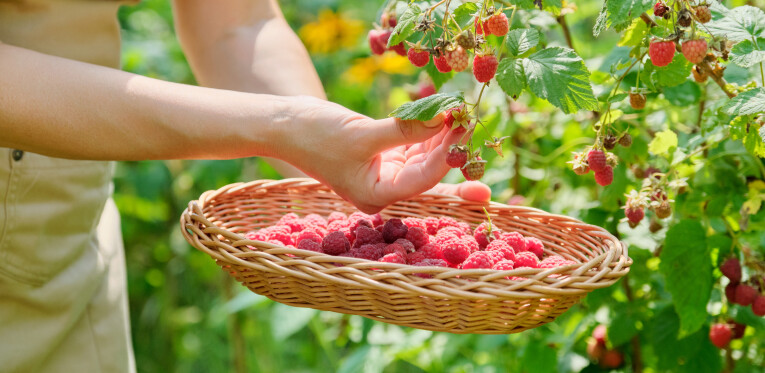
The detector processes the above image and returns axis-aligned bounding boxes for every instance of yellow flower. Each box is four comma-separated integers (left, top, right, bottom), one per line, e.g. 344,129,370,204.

343,54,414,85
299,9,364,54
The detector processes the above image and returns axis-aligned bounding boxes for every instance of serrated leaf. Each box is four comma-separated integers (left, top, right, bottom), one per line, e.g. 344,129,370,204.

593,3,608,37
521,47,598,114
660,220,711,337
424,60,453,90
730,38,765,68
452,2,479,30
389,92,464,120
506,29,540,57
650,56,692,88
388,4,421,47
618,18,649,47
648,129,678,155
706,5,765,42
722,87,765,116
496,58,527,98
607,0,653,31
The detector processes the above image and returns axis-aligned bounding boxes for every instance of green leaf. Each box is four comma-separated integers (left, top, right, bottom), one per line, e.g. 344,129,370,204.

521,47,598,114
388,4,421,47
452,2,479,30
664,81,702,106
593,3,608,37
270,304,317,341
607,0,654,32
650,57,692,88
660,220,711,337
723,88,765,116
506,29,540,57
389,92,464,120
730,38,765,68
648,129,678,155
425,60,453,90
618,18,649,47
496,58,527,98
706,5,765,42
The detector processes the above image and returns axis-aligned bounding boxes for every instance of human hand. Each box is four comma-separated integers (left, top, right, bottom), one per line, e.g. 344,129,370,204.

278,96,462,213
428,181,492,202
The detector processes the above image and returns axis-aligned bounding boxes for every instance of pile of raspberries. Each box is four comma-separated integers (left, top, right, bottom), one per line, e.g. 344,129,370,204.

245,212,577,272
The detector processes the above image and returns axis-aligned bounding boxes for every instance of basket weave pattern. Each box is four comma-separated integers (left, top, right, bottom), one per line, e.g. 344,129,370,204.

181,178,631,334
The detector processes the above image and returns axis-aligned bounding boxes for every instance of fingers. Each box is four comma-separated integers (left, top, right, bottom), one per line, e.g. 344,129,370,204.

366,113,445,151
428,182,492,202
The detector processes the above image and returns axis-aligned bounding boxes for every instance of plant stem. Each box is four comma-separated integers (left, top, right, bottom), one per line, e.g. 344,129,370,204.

697,60,737,98
640,13,659,28
556,14,575,52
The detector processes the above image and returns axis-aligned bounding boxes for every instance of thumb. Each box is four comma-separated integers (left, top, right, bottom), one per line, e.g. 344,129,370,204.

367,113,445,150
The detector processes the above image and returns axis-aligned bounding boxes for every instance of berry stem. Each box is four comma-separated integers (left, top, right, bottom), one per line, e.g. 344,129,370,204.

556,14,575,52
697,60,737,98
753,37,765,87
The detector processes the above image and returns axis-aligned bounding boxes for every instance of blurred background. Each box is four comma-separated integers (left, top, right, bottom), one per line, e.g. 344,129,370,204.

117,1,764,372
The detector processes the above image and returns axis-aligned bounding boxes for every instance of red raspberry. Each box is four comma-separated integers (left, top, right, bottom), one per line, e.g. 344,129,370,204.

295,231,323,246
462,236,480,253
486,240,515,261
383,243,407,258
649,40,676,67
327,212,347,223
437,216,461,231
486,13,509,36
475,17,486,35
625,207,645,224
492,260,515,271
417,243,444,260
265,228,293,246
725,283,738,303
514,251,539,268
462,158,486,181
382,218,409,243
500,232,526,253
407,251,428,265
433,233,459,249
402,217,426,230
720,257,742,283
368,29,390,55
370,213,384,227
405,227,429,249
587,149,607,172
322,231,350,255
304,214,328,228
730,320,746,339
709,323,732,348
417,82,436,99
682,39,708,64
461,251,495,269
413,258,448,267
424,217,440,235
389,42,407,56
474,222,501,249
443,240,471,265
446,145,469,168
539,256,577,268
433,55,452,73
394,238,415,253
473,54,498,83
379,252,406,264
353,225,383,247
297,239,322,253
595,166,614,186
245,231,267,242
653,2,669,18
445,46,469,72
694,6,711,24
525,237,545,259
753,295,765,316
734,284,757,306
351,243,385,260
381,12,397,28
592,325,607,345
601,350,624,369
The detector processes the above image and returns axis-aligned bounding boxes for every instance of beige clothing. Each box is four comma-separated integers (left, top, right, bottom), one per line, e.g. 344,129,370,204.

0,0,137,372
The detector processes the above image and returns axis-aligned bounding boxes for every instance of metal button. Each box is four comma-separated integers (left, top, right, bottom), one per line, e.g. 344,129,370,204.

11,149,23,161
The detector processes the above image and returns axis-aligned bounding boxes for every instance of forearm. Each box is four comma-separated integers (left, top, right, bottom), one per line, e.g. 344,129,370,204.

0,42,291,161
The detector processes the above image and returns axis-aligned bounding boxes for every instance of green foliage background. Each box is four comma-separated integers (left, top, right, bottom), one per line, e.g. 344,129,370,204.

117,1,765,372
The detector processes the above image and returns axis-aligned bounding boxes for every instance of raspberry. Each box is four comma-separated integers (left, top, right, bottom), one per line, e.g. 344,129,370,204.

725,283,738,303
525,237,544,259
402,217,426,230
629,92,646,110
587,149,607,172
461,251,495,269
389,42,407,56
592,325,607,345
407,251,428,265
418,243,444,260
514,251,540,268
709,323,732,348
295,231,323,246
587,339,605,361
381,12,397,28
438,216,461,231
474,222,501,249
734,284,757,306
433,233,459,249
594,166,614,186
351,243,385,260
322,231,350,256
694,5,711,24
405,227,429,249
296,238,321,253
379,252,406,264
500,232,526,253
626,207,645,224
604,134,617,150
328,212,347,223
446,145,469,168
474,17,490,35
473,54,498,83
486,13,509,36
461,236,480,253
720,257,742,283
383,243,407,258
443,240,471,265
417,82,436,99
730,320,746,339
370,213,384,227
354,225,383,247
433,54,452,73
492,260,515,271
618,134,632,147
649,40,676,67
486,240,515,261
424,217,440,235
654,201,672,219
462,158,486,181
601,350,624,369
245,231,267,242
304,214,328,228
677,9,692,27
368,29,390,55
265,227,293,246
445,46,469,72
394,238,415,253
653,2,669,18
682,39,708,64
539,256,577,268
382,218,409,243
413,258,448,267
455,30,476,50
753,296,765,316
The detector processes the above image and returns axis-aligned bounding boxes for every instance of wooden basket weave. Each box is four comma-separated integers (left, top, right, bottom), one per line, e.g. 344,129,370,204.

180,178,631,334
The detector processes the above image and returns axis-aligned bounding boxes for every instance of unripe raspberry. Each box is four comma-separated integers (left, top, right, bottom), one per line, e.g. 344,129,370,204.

594,166,614,186
486,13,509,36
473,54,499,83
445,46,469,72
630,93,646,109
407,48,430,67
462,158,486,181
654,201,672,219
455,30,476,50
709,323,732,348
694,5,711,24
649,39,676,67
433,54,452,73
587,149,607,172
618,133,633,147
682,39,708,64
677,9,692,27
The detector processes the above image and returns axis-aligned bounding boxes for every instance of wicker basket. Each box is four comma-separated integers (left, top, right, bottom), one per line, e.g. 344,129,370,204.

180,178,631,334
